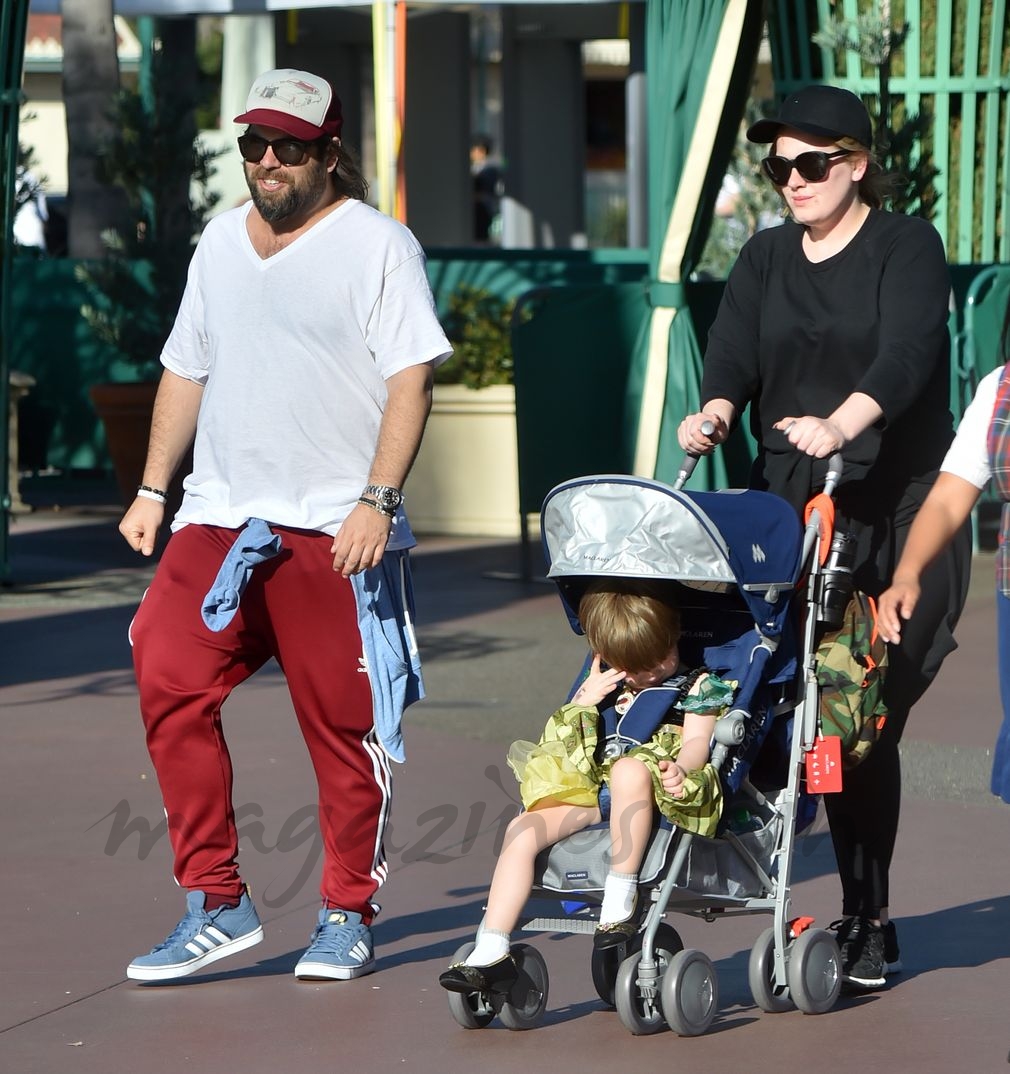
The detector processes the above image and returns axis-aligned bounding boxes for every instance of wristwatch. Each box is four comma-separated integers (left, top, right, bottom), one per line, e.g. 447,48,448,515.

361,484,403,515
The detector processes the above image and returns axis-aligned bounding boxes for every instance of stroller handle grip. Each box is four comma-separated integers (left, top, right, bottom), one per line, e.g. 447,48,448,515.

823,452,843,496
800,452,846,566
674,421,716,491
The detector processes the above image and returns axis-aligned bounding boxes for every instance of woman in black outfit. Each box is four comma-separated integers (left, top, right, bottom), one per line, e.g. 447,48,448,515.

678,84,971,991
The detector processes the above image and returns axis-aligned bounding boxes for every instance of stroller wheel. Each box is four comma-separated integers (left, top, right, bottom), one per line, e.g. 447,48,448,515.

591,923,683,1007
614,949,667,1035
786,929,841,1014
444,943,496,1029
748,927,793,1013
661,949,719,1036
497,943,550,1031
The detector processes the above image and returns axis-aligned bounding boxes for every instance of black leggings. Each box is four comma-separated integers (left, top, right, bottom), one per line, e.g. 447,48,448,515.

823,521,972,918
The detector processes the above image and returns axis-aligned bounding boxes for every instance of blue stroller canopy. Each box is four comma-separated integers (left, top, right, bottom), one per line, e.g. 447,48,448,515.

541,476,804,638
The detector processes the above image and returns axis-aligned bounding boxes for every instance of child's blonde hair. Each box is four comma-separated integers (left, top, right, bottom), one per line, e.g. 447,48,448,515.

578,579,681,673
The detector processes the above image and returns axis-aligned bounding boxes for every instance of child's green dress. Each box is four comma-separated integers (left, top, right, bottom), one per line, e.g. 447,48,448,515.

507,672,734,838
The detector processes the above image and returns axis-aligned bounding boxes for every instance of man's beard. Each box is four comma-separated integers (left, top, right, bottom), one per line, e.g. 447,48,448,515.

245,160,329,223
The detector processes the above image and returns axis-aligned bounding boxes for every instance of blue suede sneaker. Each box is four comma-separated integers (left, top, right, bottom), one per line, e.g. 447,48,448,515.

127,889,263,982
294,908,375,980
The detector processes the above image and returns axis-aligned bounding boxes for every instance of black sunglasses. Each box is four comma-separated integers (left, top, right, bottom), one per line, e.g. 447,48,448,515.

237,133,328,166
761,149,851,186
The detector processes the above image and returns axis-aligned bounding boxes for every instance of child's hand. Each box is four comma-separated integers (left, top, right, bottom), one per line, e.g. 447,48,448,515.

571,654,625,708
877,579,919,643
659,759,686,798
687,672,709,696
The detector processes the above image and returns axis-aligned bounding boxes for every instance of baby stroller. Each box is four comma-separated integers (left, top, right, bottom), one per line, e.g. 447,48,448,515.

445,457,845,1035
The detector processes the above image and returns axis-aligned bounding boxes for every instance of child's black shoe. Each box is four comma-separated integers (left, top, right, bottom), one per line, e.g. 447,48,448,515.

593,919,638,951
438,955,518,994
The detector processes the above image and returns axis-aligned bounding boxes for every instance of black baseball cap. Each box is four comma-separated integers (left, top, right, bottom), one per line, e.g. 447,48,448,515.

747,85,873,147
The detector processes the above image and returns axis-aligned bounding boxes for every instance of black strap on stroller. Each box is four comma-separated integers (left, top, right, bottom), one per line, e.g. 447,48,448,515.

597,668,708,760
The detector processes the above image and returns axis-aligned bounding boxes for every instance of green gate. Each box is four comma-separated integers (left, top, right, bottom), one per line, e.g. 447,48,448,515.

768,0,1010,263
0,0,30,582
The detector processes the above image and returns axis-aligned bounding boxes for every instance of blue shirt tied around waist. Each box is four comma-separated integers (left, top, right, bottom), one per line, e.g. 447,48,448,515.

201,517,283,630
201,518,424,763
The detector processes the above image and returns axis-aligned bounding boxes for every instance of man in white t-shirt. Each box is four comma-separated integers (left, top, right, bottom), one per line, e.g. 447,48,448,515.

118,68,452,985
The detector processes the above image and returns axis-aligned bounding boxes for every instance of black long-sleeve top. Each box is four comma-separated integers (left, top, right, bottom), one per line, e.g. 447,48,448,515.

701,209,955,544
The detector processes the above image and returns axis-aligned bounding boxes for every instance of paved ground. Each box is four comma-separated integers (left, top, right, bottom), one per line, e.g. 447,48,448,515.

1,482,1009,1074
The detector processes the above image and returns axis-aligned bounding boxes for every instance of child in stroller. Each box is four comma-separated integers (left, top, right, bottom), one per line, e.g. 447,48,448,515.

441,472,846,1034
438,578,735,996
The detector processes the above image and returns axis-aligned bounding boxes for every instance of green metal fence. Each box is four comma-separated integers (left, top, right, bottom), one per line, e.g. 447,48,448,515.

953,263,1010,547
1,0,30,581
768,0,1010,263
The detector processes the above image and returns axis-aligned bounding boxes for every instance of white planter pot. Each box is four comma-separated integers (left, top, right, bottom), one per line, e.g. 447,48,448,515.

403,383,520,537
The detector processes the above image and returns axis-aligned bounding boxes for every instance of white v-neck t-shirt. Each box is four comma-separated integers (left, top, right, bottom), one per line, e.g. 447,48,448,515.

161,198,452,542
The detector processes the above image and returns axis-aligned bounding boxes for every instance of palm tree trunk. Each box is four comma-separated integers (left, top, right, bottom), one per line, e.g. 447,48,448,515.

61,0,126,257
153,17,199,254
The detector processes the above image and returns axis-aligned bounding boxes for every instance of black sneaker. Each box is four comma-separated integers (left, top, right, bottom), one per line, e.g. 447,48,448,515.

830,917,886,990
883,920,902,975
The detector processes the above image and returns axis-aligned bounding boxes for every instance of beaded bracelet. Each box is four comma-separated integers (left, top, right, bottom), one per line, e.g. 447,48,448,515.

137,485,167,504
357,496,394,518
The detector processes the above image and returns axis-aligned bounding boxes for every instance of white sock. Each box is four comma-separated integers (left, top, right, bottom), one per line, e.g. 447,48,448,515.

465,928,510,967
599,870,638,926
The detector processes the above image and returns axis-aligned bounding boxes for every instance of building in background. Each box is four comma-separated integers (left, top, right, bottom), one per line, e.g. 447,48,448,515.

21,13,140,197
18,4,674,250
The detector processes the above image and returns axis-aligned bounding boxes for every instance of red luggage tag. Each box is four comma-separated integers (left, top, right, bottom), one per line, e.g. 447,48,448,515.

805,735,843,793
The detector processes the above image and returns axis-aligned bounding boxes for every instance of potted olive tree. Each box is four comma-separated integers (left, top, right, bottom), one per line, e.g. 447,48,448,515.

79,33,219,508
403,284,524,537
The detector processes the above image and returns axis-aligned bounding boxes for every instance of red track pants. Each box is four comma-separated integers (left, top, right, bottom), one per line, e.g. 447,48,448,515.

130,523,389,923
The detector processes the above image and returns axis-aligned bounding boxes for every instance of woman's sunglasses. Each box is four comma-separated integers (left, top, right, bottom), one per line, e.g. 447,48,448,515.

761,149,851,186
237,133,328,166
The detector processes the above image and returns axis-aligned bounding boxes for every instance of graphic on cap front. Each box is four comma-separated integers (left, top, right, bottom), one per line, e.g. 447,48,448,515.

235,68,341,140
256,75,324,113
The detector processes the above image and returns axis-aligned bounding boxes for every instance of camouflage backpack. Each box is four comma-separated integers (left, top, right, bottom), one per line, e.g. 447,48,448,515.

815,590,888,769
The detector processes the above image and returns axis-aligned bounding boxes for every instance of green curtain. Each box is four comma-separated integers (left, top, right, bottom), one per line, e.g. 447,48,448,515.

624,0,765,489
0,0,30,581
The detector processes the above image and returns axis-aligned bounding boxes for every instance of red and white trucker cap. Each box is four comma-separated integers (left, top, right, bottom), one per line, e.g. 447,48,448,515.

234,68,343,140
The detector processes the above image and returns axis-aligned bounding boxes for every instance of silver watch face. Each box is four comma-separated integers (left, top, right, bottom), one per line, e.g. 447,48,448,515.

368,485,402,510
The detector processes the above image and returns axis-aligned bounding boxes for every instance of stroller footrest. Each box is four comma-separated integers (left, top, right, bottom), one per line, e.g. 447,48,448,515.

522,917,597,934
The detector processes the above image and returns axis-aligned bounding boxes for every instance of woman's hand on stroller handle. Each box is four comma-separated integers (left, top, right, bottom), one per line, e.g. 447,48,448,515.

773,415,846,495
774,414,848,458
678,412,727,456
676,414,727,488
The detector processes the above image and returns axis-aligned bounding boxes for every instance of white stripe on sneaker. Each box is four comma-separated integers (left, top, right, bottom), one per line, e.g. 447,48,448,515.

128,925,264,982
185,926,232,956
